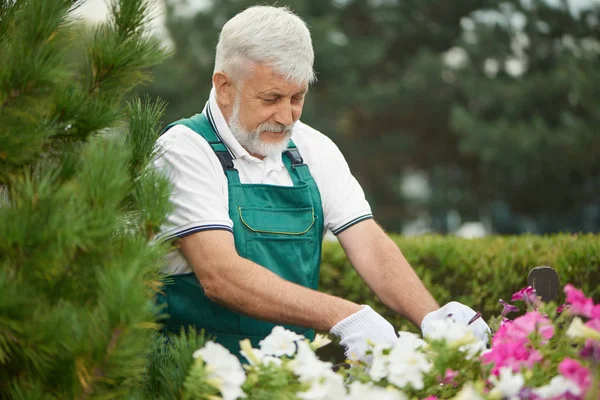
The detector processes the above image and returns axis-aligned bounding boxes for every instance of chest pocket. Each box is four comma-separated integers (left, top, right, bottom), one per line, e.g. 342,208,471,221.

238,206,316,236
237,205,318,289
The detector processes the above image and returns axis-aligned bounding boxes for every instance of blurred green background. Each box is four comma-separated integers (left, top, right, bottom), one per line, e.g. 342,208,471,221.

92,0,600,235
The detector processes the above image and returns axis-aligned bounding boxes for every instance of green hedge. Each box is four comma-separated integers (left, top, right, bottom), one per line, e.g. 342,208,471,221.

319,234,600,333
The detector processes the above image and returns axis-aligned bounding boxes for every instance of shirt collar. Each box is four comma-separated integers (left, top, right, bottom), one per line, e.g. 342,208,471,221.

202,88,286,170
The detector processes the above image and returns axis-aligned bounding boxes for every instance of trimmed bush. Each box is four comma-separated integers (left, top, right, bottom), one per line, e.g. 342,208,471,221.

319,234,600,333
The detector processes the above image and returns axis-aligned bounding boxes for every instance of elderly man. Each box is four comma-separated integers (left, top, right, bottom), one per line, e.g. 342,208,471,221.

154,5,489,361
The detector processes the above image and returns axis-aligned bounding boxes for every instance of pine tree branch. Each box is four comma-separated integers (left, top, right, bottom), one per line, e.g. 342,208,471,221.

0,82,37,109
89,63,115,95
0,324,20,363
48,246,85,304
1,88,21,108
77,326,123,400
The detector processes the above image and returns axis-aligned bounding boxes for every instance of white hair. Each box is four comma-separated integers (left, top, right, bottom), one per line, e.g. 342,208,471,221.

214,6,316,86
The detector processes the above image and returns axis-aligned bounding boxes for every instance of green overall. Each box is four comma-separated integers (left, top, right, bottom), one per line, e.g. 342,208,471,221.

158,113,324,357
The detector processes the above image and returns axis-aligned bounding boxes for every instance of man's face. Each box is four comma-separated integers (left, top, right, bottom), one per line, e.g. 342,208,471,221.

228,64,308,158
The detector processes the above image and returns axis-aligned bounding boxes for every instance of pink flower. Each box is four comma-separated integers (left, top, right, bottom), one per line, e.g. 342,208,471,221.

586,318,600,332
592,304,600,319
422,396,439,400
492,311,554,346
492,320,513,346
512,286,539,306
559,358,591,395
580,341,600,363
510,311,554,342
482,311,553,376
581,319,600,361
564,284,595,318
437,369,459,387
481,341,543,375
499,299,519,319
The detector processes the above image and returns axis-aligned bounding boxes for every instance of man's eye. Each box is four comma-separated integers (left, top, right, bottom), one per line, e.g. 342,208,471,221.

262,97,277,103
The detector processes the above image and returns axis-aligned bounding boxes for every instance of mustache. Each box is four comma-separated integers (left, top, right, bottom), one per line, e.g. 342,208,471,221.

257,122,293,134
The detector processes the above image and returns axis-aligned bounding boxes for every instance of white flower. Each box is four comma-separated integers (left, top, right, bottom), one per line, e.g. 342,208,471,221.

396,331,427,351
298,369,346,400
386,343,431,390
533,376,581,399
239,339,282,367
425,317,476,347
220,382,246,400
368,342,392,382
291,341,334,381
290,342,345,400
259,326,305,357
347,381,407,400
458,339,487,360
368,332,427,383
310,333,332,351
489,367,524,399
452,383,484,400
566,317,600,341
193,341,246,400
239,345,282,367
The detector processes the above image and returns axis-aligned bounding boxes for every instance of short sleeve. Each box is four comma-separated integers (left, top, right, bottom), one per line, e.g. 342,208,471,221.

153,124,233,241
320,140,373,234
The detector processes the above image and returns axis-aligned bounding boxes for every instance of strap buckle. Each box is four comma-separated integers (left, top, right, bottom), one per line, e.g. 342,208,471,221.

216,151,235,170
284,148,305,168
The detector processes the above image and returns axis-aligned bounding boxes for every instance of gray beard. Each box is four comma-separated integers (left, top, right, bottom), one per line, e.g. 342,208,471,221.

228,94,293,159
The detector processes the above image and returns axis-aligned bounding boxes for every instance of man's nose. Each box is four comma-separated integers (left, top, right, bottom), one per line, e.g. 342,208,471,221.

275,100,294,126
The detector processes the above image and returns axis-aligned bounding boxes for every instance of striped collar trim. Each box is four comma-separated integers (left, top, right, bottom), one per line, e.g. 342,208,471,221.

204,101,235,158
203,88,253,160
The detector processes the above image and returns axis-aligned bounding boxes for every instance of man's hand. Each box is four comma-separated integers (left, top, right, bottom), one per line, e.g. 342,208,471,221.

330,305,397,361
420,301,491,343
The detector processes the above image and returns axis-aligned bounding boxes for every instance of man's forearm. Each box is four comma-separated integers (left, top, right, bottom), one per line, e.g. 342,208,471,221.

367,234,439,326
189,251,361,331
338,220,439,328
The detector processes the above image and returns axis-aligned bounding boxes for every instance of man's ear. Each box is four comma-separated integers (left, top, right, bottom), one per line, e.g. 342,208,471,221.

213,72,233,107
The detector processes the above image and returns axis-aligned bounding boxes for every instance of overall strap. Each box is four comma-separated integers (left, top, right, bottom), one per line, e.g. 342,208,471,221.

283,140,312,184
163,113,241,184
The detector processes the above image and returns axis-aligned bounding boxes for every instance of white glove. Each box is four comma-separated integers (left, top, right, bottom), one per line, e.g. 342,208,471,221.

330,305,398,361
421,301,491,343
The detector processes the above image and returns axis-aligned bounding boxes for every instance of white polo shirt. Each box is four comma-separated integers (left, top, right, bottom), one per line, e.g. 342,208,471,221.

154,89,372,274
